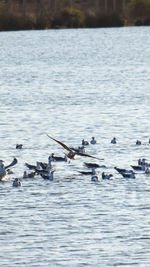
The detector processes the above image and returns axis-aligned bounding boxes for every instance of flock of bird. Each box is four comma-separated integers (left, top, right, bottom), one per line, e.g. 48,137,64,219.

0,135,150,187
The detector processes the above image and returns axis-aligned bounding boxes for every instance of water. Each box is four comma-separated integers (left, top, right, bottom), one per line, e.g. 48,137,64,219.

0,26,150,266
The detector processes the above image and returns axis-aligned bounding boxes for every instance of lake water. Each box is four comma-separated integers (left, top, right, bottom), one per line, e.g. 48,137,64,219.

0,26,150,266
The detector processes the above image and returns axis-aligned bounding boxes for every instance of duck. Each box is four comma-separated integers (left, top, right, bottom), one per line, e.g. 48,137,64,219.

47,134,100,160
13,178,22,187
90,137,97,144
16,144,23,149
111,137,116,144
136,140,141,145
102,172,113,180
82,139,89,146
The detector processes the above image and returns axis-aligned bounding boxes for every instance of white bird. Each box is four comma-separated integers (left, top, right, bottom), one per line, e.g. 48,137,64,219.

0,158,17,181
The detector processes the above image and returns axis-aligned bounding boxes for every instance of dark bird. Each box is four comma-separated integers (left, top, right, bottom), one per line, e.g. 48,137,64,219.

120,172,135,179
50,153,67,162
78,168,96,175
131,164,145,171
84,162,105,169
102,172,113,180
114,167,134,174
25,163,37,170
12,178,22,187
47,134,100,160
111,137,117,144
16,144,23,149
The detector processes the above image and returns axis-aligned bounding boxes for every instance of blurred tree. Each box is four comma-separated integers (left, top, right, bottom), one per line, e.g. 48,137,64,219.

128,0,150,22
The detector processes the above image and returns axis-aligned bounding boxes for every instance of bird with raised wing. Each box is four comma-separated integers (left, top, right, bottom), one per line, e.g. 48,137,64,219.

47,134,100,160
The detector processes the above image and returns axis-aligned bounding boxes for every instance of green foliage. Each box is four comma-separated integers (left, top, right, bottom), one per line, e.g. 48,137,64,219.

52,7,85,28
128,0,150,24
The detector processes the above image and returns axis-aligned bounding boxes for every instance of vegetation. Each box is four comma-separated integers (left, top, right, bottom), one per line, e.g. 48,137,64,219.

127,0,150,25
0,0,150,31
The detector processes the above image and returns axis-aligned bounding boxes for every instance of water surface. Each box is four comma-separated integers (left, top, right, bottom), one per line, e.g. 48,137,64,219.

0,27,150,266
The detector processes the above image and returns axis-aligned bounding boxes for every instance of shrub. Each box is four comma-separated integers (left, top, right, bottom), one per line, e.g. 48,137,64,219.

128,0,150,23
52,7,85,28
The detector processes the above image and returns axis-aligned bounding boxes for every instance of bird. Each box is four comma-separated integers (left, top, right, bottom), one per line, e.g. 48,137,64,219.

91,174,99,182
84,162,105,169
70,146,85,153
25,161,42,170
78,168,96,175
102,172,113,180
90,137,97,144
82,139,89,146
16,144,23,149
136,140,141,145
120,172,135,179
49,153,67,162
131,164,145,171
39,169,55,180
145,167,150,174
111,137,116,144
23,171,37,178
0,158,17,181
47,134,100,160
114,167,134,174
13,178,22,187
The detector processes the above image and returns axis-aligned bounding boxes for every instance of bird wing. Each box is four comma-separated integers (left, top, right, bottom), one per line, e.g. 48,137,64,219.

47,134,70,152
76,151,100,160
5,158,18,170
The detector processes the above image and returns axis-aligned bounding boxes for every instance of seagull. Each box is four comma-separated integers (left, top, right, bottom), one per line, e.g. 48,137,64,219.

0,158,17,181
38,169,55,180
78,168,96,175
120,172,135,179
50,153,67,162
47,134,100,160
84,162,105,169
131,164,145,171
114,167,134,174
